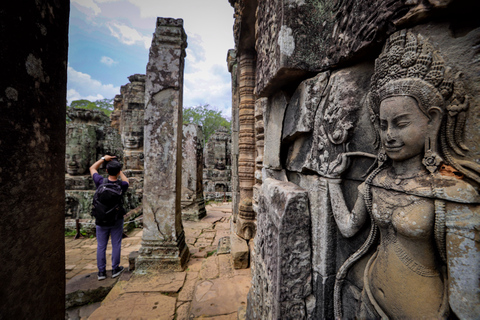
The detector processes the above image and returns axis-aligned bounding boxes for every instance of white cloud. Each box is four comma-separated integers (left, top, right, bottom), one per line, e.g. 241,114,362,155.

67,89,105,104
67,66,120,104
72,0,102,15
107,21,151,49
183,62,231,115
100,56,118,66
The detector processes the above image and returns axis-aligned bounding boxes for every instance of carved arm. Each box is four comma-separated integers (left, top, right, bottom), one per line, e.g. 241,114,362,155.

328,179,368,238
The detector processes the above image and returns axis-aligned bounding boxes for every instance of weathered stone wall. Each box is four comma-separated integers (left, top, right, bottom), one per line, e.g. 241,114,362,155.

231,0,480,319
64,108,140,221
0,1,69,318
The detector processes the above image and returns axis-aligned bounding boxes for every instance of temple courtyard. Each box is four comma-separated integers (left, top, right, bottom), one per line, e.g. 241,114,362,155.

65,202,251,319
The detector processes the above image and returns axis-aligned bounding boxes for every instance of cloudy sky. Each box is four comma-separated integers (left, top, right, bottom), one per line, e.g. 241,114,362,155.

68,0,235,117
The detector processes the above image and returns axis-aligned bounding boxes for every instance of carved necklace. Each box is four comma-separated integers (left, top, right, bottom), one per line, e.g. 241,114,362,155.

385,167,428,186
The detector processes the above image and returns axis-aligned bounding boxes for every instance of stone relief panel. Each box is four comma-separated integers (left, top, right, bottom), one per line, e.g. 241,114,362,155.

304,64,375,177
249,22,480,320
247,178,313,320
327,29,480,319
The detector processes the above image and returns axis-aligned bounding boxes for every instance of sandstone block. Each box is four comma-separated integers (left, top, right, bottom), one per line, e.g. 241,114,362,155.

263,92,288,169
231,232,249,269
248,178,312,319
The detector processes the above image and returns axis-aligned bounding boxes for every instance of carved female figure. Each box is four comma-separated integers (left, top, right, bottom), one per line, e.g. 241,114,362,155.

329,30,480,319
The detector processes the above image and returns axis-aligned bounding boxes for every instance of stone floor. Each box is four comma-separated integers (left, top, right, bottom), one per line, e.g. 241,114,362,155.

65,202,251,320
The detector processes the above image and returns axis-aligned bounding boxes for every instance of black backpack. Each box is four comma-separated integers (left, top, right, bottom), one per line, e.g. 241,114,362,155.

92,178,124,226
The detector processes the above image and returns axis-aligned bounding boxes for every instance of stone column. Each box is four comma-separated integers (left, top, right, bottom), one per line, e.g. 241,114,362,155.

227,49,240,222
0,2,69,318
236,51,256,240
181,124,206,221
136,18,189,272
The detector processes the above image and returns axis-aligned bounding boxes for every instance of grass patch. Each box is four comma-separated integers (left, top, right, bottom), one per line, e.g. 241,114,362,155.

207,250,217,257
65,230,87,237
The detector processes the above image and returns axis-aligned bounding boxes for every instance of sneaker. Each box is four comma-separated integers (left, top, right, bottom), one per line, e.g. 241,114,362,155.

112,266,124,278
98,271,107,281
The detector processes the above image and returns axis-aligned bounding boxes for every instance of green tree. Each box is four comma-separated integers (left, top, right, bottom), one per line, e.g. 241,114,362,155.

183,104,230,143
67,98,114,123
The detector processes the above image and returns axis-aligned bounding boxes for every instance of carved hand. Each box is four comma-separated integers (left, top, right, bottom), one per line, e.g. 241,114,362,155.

328,153,350,178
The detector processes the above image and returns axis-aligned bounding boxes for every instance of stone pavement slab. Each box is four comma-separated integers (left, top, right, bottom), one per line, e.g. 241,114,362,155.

88,292,176,320
178,272,199,302
199,256,219,280
176,301,191,319
124,272,186,293
65,202,251,319
190,274,251,318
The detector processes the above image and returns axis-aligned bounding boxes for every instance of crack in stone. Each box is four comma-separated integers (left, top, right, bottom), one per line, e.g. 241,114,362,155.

152,207,166,240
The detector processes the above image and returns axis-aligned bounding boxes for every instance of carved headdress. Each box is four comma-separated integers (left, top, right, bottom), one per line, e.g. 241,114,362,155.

368,30,480,183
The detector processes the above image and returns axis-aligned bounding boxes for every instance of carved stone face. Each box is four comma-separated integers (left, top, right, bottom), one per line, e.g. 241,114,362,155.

121,110,144,150
122,130,143,150
65,153,82,175
379,96,429,162
65,125,96,175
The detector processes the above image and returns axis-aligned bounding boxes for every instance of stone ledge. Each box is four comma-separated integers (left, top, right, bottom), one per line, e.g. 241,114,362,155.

66,272,119,309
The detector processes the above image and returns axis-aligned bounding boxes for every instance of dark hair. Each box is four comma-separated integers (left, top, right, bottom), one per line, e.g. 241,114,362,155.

106,160,122,176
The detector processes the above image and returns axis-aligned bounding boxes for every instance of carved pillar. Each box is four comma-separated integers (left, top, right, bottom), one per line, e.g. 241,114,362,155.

236,51,256,240
181,124,206,221
136,18,189,272
227,49,240,223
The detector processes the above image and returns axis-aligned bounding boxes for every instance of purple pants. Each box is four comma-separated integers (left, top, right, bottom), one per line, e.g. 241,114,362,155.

96,218,124,273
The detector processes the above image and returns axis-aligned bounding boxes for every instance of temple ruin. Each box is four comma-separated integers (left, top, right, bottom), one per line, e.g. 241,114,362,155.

2,1,480,319
64,107,141,232
227,0,480,319
203,126,233,201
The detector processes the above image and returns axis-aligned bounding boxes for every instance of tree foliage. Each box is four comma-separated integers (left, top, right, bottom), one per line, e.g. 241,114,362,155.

183,104,230,143
67,98,114,123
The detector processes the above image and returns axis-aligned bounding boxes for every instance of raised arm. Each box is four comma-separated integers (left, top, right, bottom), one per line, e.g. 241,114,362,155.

89,155,116,176
328,179,368,238
118,170,129,185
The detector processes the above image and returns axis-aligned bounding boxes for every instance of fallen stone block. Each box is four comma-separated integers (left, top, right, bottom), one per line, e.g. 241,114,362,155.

231,233,249,269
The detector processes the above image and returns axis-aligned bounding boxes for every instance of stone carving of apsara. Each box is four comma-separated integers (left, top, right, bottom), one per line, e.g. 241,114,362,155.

329,30,480,319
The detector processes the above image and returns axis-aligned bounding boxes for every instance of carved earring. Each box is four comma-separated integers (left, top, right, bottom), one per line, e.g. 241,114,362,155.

423,135,443,173
377,147,388,167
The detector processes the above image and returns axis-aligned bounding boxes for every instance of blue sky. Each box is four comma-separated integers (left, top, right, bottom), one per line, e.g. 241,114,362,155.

68,0,235,117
